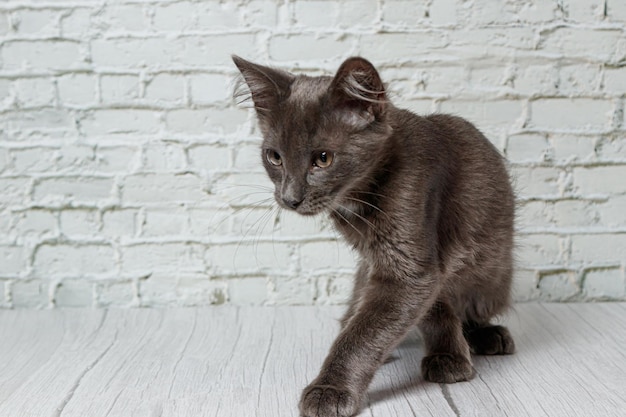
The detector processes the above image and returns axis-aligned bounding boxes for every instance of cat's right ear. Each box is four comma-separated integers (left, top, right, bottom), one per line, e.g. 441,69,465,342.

329,57,387,128
232,55,294,115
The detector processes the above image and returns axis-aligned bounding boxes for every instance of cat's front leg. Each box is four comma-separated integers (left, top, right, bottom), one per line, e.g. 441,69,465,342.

300,273,437,417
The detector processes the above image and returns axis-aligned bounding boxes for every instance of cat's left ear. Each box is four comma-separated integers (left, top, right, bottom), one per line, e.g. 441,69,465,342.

232,55,294,115
329,57,387,127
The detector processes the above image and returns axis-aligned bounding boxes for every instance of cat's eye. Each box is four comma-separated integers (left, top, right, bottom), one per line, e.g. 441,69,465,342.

266,150,282,166
314,151,334,168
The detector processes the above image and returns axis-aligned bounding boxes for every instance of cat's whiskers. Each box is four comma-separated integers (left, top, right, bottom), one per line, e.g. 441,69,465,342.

343,196,390,219
336,203,379,234
330,207,364,239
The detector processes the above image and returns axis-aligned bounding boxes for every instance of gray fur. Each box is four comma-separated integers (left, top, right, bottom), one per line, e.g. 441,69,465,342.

233,55,516,417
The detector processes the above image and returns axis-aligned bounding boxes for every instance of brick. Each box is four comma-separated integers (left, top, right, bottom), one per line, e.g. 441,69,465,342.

122,173,207,204
166,108,247,135
539,28,622,61
537,271,580,301
2,40,83,71
508,64,558,96
213,173,274,206
563,0,607,22
188,73,232,104
0,178,30,205
529,99,614,131
92,35,257,68
315,274,353,304
268,276,315,305
0,79,11,110
142,208,187,237
296,0,377,28
0,12,8,35
188,144,232,172
596,195,626,227
439,100,522,129
603,67,626,93
54,280,94,307
145,73,185,103
97,281,134,307
228,277,268,305
558,64,602,95
358,33,445,61
300,241,356,270
517,234,565,266
57,73,97,106
11,145,96,174
0,245,25,275
95,146,139,173
512,269,540,302
13,9,60,36
230,207,278,238
583,268,625,299
154,1,240,30
275,210,328,237
11,280,49,308
513,166,563,197
208,242,293,272
381,1,428,25
233,143,263,171
419,66,467,94
97,4,151,32
14,78,56,108
60,209,100,237
506,134,549,162
121,243,205,274
33,244,115,275
80,109,162,136
571,234,626,264
100,75,140,102
550,135,596,163
143,142,186,172
12,210,58,239
187,208,230,237
60,8,92,36
449,28,536,53
597,135,626,161
429,0,458,25
517,201,553,230
0,147,8,174
33,177,114,205
102,209,138,238
245,0,279,27
1,109,74,131
176,275,227,306
573,165,626,195
271,34,355,62
552,200,598,228
606,0,626,21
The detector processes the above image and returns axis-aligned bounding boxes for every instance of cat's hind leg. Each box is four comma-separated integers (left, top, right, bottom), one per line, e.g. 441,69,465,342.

418,301,475,383
463,321,515,355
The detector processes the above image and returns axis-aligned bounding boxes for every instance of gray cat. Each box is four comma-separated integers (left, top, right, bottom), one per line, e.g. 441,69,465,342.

233,55,515,417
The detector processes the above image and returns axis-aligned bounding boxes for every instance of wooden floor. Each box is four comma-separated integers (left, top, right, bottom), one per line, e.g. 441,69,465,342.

1,303,625,417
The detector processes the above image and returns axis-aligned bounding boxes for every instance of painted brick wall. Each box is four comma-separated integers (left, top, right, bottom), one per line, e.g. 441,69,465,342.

0,0,625,308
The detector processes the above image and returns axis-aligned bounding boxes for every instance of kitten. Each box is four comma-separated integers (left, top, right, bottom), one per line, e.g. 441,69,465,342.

233,55,515,417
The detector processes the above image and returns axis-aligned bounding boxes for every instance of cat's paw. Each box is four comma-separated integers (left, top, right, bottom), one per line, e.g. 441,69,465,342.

466,325,515,355
299,384,359,417
421,353,474,383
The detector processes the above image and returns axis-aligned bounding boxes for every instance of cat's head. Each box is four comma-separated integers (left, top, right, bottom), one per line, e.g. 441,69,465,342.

233,56,392,215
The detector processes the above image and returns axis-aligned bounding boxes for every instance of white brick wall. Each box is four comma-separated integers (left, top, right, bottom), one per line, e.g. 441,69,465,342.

0,0,625,308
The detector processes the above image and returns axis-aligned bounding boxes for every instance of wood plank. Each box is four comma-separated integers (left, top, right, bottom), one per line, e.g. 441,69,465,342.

0,304,625,417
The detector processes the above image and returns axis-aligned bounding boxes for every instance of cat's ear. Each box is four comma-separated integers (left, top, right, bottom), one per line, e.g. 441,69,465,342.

329,57,387,128
232,55,294,115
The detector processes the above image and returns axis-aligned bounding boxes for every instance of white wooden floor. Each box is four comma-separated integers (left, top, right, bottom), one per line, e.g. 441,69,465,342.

1,303,625,417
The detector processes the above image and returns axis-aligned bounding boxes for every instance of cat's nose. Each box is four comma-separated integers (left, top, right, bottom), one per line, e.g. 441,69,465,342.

282,197,303,210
